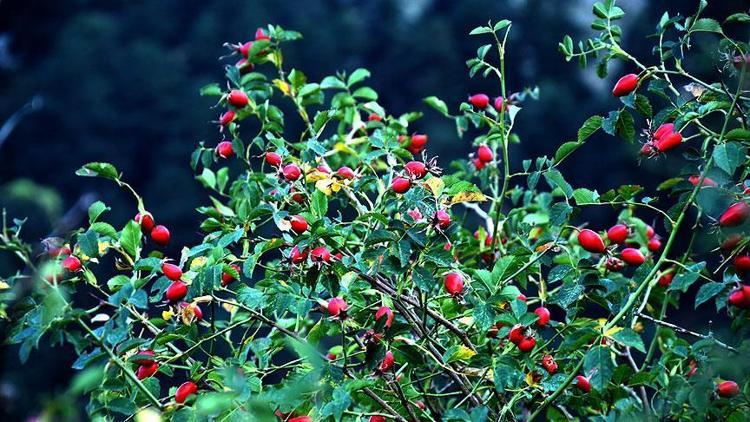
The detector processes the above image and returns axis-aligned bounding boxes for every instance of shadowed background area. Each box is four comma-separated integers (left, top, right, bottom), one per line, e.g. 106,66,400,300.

0,0,746,419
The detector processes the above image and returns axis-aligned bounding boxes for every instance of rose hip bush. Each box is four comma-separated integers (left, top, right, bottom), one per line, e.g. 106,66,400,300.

3,1,750,420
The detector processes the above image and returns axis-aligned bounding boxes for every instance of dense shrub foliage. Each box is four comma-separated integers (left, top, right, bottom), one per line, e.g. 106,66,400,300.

3,1,750,420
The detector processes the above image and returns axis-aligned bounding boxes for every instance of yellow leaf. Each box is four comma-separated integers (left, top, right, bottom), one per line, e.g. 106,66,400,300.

424,177,445,197
0,280,9,290
450,191,488,204
98,241,110,255
190,256,208,271
633,322,644,333
306,170,329,183
525,372,539,387
453,345,476,362
315,179,334,196
604,325,623,337
273,79,290,96
162,310,174,321
334,142,357,155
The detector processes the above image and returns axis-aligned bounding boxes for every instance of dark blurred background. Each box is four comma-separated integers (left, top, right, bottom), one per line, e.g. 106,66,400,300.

0,0,746,419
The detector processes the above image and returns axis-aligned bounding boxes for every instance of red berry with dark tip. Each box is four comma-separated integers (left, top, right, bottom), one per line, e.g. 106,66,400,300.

165,281,188,302
517,336,536,352
151,225,170,246
162,262,183,281
290,215,308,234
336,166,356,179
612,73,638,97
175,381,198,404
404,161,427,179
311,246,331,263
391,177,411,194
720,202,750,227
283,164,301,181
578,229,606,253
541,355,558,374
327,297,348,317
621,248,645,266
227,89,249,108
443,272,464,295
290,246,308,264
508,324,526,344
63,256,82,272
655,131,682,152
493,96,507,112
468,93,490,108
653,123,674,141
658,273,673,287
379,350,394,372
735,255,750,272
216,141,234,158
688,175,717,187
477,145,493,163
434,210,451,230
219,110,235,126
607,224,628,244
534,306,551,327
265,152,282,167
136,362,159,380
375,306,394,328
135,212,155,233
647,238,662,252
575,375,591,392
717,381,740,398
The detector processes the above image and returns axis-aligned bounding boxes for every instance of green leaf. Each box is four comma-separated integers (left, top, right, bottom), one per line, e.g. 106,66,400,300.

584,346,614,391
77,230,99,258
616,110,635,142
236,286,266,308
424,96,449,117
712,143,746,175
578,116,604,142
352,87,378,101
321,76,346,90
469,26,493,35
554,141,582,163
611,328,646,353
544,169,574,198
573,188,599,204
725,128,750,141
549,282,583,308
725,13,750,24
311,190,328,218
88,201,110,224
320,386,352,421
199,83,223,96
120,220,142,257
669,263,705,292
695,282,724,308
493,20,511,31
76,162,120,181
549,202,572,226
691,18,723,34
347,68,371,87
473,303,496,331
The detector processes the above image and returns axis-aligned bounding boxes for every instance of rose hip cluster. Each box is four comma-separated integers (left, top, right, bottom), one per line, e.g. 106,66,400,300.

612,73,684,158
576,222,661,271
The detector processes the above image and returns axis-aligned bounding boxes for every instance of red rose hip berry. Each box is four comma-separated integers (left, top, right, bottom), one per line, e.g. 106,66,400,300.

165,281,188,302
161,262,183,281
134,212,155,233
226,89,249,108
404,161,427,179
534,306,551,327
578,229,606,253
265,152,282,167
282,164,302,181
216,141,234,158
477,144,493,163
468,93,490,108
443,272,464,295
606,224,628,244
717,381,740,398
391,177,411,194
289,215,308,234
175,381,198,404
151,225,170,246
612,73,638,97
621,248,646,266
63,256,82,272
720,202,750,227
575,375,591,393
327,297,348,318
